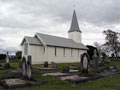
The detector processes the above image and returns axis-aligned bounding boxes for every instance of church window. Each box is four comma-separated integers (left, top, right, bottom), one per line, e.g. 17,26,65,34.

24,42,28,55
78,49,80,56
71,49,73,56
43,47,45,53
55,47,57,56
63,48,65,56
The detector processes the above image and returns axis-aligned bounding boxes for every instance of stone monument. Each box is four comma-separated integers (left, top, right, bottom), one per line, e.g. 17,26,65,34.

44,61,48,67
22,57,27,78
81,53,89,75
62,66,69,73
92,49,99,72
4,52,11,69
19,59,23,69
26,56,32,80
51,62,57,68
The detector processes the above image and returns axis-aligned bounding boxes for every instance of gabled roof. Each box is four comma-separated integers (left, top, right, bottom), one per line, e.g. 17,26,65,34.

68,10,81,33
36,33,88,50
21,36,42,45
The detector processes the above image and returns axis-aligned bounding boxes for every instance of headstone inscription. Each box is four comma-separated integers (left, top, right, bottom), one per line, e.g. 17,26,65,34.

92,49,99,72
81,53,89,74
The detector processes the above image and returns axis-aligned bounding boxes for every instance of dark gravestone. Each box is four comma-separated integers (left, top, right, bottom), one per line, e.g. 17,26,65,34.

81,53,89,74
62,66,69,73
92,50,99,72
22,57,27,78
51,62,57,68
111,53,115,61
44,61,48,67
19,60,23,69
26,56,32,80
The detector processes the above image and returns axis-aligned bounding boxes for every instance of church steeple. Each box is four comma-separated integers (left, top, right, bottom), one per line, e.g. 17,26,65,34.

68,10,81,33
68,10,82,43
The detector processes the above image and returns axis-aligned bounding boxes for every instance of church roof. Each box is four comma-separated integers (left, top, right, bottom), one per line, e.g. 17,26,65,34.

21,33,88,50
68,10,81,33
36,33,88,50
21,36,42,45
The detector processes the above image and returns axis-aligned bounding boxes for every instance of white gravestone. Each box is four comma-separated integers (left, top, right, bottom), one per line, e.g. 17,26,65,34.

81,53,89,74
22,57,27,78
6,52,9,64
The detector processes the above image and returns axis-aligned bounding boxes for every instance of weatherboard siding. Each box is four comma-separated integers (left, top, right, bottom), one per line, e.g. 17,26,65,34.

22,44,87,64
47,46,86,63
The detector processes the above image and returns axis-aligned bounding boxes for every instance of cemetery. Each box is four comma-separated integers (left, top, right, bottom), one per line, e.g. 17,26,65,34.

0,52,119,90
0,2,120,90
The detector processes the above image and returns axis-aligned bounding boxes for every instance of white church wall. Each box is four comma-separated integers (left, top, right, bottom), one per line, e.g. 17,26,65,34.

47,46,86,64
22,43,87,64
28,45,45,64
68,31,82,43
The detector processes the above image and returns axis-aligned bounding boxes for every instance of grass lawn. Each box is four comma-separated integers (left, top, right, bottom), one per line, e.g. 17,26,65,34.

0,60,120,90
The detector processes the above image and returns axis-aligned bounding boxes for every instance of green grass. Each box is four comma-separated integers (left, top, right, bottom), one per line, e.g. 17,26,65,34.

0,60,120,90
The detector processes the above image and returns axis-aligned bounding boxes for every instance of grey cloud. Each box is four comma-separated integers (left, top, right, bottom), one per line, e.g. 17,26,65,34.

1,0,120,28
0,0,120,53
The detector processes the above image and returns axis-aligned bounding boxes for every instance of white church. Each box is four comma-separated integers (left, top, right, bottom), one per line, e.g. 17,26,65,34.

21,10,88,64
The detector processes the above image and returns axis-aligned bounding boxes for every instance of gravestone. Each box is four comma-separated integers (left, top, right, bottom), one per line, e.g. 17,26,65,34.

44,61,48,67
51,62,57,68
92,50,99,72
4,52,11,69
62,66,69,73
111,53,115,61
81,53,89,74
22,57,27,78
109,65,118,72
26,56,32,80
19,60,23,69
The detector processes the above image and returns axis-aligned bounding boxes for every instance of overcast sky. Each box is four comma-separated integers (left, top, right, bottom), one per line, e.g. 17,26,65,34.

0,0,120,54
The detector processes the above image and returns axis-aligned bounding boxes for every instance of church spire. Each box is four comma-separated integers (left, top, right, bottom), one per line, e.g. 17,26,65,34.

68,10,81,33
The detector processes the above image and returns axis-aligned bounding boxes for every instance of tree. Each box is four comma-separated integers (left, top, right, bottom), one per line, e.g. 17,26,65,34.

16,51,22,59
103,29,120,57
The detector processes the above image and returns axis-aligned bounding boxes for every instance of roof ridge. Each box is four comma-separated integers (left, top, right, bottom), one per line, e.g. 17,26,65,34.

37,33,72,40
